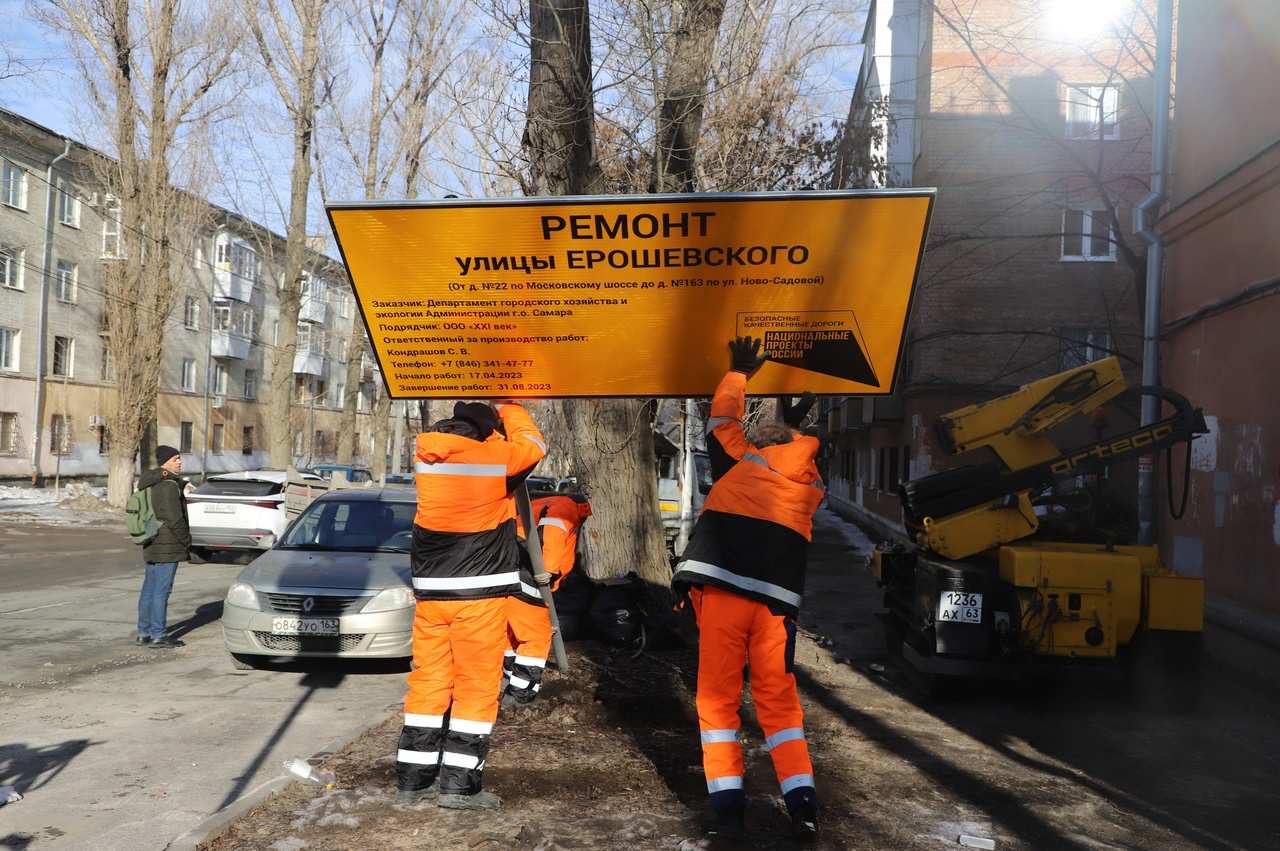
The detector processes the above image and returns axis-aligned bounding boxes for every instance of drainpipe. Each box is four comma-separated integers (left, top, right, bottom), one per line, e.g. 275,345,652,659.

30,139,72,486
1133,0,1173,545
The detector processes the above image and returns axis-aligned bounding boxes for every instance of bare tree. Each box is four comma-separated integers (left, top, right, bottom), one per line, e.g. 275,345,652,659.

244,0,330,468
40,0,237,506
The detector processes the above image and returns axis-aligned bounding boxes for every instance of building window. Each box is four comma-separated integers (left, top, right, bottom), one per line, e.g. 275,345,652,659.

97,424,110,455
181,358,196,392
339,291,352,318
0,327,18,371
50,414,72,455
334,381,345,409
242,425,254,455
1062,208,1115,261
243,369,257,400
213,363,228,396
213,301,231,332
56,179,81,227
102,198,123,259
314,430,330,457
55,260,77,303
272,319,279,346
233,242,258,281
2,160,27,209
0,411,18,455
184,296,200,330
1,246,23,290
100,344,116,381
357,386,370,413
211,423,224,454
902,444,911,482
887,446,900,490
1065,83,1119,140
216,237,231,265
52,336,74,377
293,430,304,455
180,421,194,454
1059,329,1113,370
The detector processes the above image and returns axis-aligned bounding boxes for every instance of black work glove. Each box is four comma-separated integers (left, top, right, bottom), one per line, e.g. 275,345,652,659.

779,392,816,428
728,336,767,377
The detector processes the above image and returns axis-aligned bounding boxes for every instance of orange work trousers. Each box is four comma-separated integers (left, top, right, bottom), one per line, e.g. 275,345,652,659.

503,595,552,703
691,585,814,810
397,597,508,795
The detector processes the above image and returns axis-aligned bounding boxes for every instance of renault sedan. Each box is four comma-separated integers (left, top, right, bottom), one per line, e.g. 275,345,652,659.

221,488,417,669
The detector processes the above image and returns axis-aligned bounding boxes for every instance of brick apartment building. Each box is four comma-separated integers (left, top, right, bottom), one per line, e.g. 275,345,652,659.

0,108,382,482
1156,0,1280,624
825,0,1153,539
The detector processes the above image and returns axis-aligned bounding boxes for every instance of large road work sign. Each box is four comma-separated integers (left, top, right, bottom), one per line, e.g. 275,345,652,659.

328,190,934,399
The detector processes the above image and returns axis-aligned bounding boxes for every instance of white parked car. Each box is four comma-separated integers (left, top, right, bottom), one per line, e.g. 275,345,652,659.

187,470,320,562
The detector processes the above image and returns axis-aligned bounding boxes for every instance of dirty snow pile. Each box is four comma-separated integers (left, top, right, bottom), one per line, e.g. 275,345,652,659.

0,482,116,525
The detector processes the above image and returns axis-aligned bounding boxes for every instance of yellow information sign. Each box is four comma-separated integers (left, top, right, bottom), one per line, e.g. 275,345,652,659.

328,191,934,399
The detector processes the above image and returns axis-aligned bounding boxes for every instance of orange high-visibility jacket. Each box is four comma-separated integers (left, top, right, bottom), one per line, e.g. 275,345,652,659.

671,371,823,616
512,494,592,603
410,402,547,601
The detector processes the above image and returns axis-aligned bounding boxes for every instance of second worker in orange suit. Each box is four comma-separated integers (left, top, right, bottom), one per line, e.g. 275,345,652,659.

502,491,592,706
671,337,823,841
396,400,547,811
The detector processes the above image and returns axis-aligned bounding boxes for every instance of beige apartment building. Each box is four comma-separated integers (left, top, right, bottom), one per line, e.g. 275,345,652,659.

825,0,1150,537
0,108,381,482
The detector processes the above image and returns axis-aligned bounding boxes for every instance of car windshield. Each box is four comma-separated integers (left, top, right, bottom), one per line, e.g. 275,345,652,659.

195,479,282,497
279,499,415,552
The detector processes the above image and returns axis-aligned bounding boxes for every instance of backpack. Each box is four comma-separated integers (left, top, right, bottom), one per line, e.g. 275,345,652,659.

125,486,162,546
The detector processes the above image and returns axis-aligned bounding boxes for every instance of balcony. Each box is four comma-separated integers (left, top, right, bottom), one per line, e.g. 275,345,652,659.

293,349,327,376
211,330,251,360
213,267,255,303
299,296,327,324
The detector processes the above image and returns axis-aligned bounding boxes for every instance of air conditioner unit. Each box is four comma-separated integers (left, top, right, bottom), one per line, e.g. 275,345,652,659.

212,396,226,409
88,415,106,428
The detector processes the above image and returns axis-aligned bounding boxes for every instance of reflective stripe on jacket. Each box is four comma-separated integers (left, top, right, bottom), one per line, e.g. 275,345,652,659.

671,371,823,616
411,402,546,601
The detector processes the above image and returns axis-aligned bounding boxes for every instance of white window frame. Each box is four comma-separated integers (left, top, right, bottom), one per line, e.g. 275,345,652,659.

243,369,257,400
102,198,124,259
1,160,27,210
1065,83,1120,141
0,411,19,455
1061,207,1117,262
57,179,81,228
49,413,73,455
55,260,77,304
213,362,228,396
211,422,224,455
52,336,75,378
339,291,352,318
100,343,116,382
334,381,345,409
0,327,19,371
1,246,24,290
181,358,196,392
184,296,200,330
1059,329,1113,370
212,301,232,332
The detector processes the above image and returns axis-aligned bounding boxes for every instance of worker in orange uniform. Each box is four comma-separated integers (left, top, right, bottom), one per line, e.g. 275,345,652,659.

396,400,547,811
671,337,822,841
502,492,592,706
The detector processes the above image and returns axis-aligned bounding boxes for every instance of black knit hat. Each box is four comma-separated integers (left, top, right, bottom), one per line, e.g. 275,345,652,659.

156,445,180,466
453,402,499,440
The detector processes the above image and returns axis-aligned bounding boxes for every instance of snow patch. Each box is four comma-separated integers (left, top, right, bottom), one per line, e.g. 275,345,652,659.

268,839,308,851
814,506,875,556
0,483,115,526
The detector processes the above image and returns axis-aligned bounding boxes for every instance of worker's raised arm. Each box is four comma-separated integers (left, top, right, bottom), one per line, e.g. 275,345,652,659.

494,401,547,475
706,337,767,475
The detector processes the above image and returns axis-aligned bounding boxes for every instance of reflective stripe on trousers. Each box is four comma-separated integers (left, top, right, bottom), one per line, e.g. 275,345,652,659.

691,585,814,801
503,595,552,704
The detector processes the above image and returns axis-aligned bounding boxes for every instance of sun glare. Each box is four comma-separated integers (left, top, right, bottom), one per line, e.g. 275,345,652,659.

1043,0,1123,41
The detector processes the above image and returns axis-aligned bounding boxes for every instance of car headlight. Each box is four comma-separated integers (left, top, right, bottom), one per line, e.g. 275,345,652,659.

225,582,261,610
361,586,416,613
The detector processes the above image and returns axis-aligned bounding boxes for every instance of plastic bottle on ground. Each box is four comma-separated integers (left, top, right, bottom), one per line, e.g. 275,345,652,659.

283,757,336,788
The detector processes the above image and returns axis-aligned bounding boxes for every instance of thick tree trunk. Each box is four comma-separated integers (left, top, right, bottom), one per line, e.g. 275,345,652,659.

370,391,392,480
336,323,364,464
651,0,726,193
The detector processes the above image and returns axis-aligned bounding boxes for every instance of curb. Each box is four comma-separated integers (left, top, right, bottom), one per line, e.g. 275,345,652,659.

165,706,398,851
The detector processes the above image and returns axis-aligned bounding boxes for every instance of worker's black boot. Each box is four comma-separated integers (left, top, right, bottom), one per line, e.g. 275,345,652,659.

785,787,818,842
438,790,501,810
704,805,746,840
395,782,438,804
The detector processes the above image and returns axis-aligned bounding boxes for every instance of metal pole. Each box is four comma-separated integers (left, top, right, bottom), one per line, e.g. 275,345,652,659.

30,140,72,485
676,398,695,553
391,401,404,476
515,483,569,672
200,291,213,479
1133,0,1174,545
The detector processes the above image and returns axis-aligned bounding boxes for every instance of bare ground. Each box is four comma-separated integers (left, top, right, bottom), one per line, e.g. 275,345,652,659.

200,510,1280,851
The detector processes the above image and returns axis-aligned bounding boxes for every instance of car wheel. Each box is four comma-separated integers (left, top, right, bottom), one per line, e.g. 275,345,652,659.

188,548,209,564
229,653,256,671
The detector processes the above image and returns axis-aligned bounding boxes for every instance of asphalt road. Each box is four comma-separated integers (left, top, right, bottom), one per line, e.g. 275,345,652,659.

0,519,408,850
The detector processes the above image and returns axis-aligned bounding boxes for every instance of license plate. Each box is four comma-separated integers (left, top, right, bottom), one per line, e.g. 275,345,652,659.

271,617,339,636
204,504,237,514
937,591,983,625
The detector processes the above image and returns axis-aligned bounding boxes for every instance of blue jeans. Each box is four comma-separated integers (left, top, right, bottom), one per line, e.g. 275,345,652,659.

138,562,178,640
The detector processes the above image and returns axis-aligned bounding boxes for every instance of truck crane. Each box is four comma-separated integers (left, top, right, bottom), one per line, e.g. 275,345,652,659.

872,356,1207,683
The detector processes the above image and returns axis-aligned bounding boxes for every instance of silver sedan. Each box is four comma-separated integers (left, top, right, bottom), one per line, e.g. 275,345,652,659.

221,488,417,668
